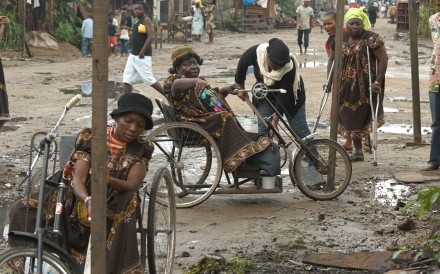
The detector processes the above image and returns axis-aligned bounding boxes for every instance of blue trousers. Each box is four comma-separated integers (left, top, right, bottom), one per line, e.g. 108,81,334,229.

256,100,312,140
120,40,129,55
428,91,440,166
81,38,92,57
297,29,310,48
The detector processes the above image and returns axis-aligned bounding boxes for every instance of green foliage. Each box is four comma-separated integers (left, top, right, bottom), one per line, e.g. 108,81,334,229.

417,0,436,37
394,187,440,263
54,20,80,44
403,187,440,219
184,257,256,274
0,10,23,50
276,0,299,18
225,257,257,273
221,16,243,32
392,230,440,264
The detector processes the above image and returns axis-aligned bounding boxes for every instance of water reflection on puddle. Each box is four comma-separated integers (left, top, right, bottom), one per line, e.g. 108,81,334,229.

298,61,326,68
59,81,123,99
384,107,399,113
372,179,410,206
379,124,431,135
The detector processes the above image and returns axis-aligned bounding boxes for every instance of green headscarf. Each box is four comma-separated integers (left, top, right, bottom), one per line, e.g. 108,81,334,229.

344,8,372,30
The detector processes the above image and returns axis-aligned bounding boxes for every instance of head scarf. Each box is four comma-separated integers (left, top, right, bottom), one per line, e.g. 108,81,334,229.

344,8,371,30
171,45,196,67
195,0,203,7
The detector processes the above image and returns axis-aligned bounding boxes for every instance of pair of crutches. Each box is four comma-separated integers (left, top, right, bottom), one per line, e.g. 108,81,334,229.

313,52,380,166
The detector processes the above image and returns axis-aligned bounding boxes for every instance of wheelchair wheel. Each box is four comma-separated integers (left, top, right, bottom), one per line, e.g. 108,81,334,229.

145,122,222,208
0,246,80,274
289,139,352,200
147,166,176,274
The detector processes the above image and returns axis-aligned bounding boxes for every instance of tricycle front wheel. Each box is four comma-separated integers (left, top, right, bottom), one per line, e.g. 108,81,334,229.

289,139,352,200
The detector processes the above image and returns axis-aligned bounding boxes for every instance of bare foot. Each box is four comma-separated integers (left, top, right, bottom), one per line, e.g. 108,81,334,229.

206,41,213,44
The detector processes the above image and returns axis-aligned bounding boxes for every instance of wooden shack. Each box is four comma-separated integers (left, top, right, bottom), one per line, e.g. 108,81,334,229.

234,0,276,32
155,0,192,42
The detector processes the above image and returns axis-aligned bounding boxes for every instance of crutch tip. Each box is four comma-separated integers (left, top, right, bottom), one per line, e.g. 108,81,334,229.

373,161,378,166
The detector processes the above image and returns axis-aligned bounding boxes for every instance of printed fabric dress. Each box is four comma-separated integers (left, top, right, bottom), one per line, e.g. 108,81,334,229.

204,4,216,34
338,30,385,139
8,126,154,274
163,74,272,172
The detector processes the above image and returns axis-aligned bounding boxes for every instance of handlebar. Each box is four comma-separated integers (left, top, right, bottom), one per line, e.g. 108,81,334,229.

42,94,82,145
66,94,83,110
232,82,286,100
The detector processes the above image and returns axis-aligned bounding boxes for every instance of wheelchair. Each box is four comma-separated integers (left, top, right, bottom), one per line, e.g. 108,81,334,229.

143,83,352,209
0,95,176,274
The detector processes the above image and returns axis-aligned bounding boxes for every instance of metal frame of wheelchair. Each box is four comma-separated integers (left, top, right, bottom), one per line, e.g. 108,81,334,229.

0,134,176,274
146,95,352,209
155,97,282,193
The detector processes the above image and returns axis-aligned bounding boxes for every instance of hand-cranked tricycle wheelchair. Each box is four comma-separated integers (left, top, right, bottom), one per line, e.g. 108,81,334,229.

0,95,176,274
143,83,352,208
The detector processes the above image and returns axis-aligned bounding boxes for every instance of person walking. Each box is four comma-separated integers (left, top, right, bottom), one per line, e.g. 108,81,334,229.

422,7,440,171
81,14,93,58
336,8,388,162
122,1,163,95
296,0,314,55
234,38,312,143
367,1,378,28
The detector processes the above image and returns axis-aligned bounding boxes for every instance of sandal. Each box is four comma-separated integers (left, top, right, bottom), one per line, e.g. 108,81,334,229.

363,135,372,153
349,154,364,162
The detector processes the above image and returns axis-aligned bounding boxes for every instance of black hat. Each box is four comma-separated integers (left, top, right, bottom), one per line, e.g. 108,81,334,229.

267,38,291,67
110,93,154,130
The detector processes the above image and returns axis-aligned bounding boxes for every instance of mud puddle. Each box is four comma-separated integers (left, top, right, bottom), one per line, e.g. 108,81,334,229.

59,80,123,99
371,179,411,206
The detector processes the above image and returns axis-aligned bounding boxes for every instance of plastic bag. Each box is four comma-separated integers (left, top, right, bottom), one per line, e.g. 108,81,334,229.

243,0,257,6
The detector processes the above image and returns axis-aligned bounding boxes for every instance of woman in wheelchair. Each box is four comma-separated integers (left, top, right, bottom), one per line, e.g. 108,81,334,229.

8,93,155,273
163,45,280,175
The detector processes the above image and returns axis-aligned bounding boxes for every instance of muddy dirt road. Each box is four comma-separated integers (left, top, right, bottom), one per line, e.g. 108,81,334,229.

1,16,439,273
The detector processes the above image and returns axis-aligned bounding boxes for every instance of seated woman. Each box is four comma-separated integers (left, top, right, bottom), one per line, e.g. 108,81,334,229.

8,92,155,273
163,45,280,175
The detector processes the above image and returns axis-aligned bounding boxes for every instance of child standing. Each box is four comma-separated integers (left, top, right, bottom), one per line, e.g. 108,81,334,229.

108,16,118,56
119,21,130,56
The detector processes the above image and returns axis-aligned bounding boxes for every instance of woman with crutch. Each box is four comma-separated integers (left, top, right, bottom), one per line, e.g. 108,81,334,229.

336,8,388,162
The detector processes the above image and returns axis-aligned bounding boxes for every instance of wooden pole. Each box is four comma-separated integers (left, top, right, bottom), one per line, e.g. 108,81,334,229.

329,0,344,142
91,0,108,271
21,0,25,57
409,0,421,143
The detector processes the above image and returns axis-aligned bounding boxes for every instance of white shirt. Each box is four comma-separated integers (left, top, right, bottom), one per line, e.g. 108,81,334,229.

296,5,314,30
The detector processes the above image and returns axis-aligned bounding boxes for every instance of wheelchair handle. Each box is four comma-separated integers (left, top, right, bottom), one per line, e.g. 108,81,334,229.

232,88,287,94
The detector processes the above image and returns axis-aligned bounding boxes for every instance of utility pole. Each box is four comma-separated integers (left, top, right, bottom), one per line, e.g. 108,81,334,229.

90,0,108,271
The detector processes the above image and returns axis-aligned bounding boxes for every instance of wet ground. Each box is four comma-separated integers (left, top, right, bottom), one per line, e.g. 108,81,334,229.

0,16,440,273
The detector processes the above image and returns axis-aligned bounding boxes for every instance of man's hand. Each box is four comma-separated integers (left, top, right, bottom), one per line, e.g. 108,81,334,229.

237,91,248,101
